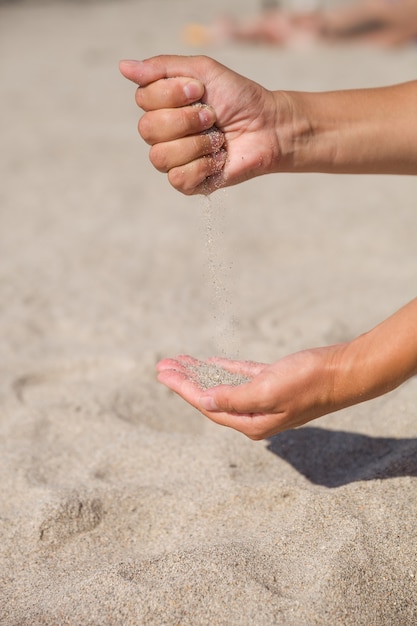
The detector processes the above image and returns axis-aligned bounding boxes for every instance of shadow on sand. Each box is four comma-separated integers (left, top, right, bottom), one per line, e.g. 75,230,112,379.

267,426,417,488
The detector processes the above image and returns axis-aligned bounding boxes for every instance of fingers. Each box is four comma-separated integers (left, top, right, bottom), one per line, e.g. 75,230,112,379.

157,355,266,381
135,77,205,111
138,103,225,193
157,354,199,373
197,379,286,440
156,367,200,403
157,367,279,440
156,356,214,410
138,102,223,193
206,356,267,378
149,129,225,173
119,55,220,88
156,355,274,415
156,356,284,440
199,376,274,415
120,56,230,195
167,150,227,195
139,104,217,144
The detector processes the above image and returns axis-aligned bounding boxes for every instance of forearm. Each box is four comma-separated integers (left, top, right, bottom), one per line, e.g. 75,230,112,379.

334,298,417,409
276,81,417,175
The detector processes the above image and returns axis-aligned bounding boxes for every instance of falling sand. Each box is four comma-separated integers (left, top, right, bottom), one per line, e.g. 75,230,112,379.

192,132,247,388
201,192,240,356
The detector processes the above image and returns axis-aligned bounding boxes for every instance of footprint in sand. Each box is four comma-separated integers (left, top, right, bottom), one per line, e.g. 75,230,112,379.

38,491,104,545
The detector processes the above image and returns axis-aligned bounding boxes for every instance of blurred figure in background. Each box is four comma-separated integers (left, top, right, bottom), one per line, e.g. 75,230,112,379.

183,0,417,48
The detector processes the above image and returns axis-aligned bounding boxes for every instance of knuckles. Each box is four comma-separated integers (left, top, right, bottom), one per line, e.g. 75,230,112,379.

138,115,154,144
149,144,169,172
168,167,196,195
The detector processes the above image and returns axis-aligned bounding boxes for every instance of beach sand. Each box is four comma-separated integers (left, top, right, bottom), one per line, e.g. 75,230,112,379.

1,1,417,624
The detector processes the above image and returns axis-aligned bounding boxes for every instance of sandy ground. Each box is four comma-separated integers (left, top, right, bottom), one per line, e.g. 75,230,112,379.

1,1,417,624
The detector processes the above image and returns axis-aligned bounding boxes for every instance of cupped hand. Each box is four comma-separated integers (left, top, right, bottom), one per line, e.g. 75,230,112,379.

156,346,349,439
119,55,285,194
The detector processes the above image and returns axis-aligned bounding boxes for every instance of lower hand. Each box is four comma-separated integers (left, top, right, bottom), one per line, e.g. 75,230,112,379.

156,347,348,439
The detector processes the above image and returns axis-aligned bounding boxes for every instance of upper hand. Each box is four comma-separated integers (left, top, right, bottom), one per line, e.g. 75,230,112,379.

119,55,284,194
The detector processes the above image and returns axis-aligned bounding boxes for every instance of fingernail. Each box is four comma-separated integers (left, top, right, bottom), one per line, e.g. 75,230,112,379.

199,395,218,412
183,80,203,101
119,60,144,85
198,106,215,127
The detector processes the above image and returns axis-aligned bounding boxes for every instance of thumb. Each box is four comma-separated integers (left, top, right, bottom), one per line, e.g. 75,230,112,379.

199,381,266,415
119,55,210,87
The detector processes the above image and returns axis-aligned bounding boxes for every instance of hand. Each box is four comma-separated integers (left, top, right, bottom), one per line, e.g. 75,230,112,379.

156,348,348,439
119,55,285,194
157,299,417,439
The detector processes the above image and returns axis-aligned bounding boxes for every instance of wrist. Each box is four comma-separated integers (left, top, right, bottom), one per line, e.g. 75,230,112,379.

273,82,417,175
331,336,377,411
332,302,417,410
272,89,339,174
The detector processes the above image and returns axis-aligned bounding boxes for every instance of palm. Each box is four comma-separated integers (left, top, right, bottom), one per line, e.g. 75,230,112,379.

199,66,278,189
156,348,342,440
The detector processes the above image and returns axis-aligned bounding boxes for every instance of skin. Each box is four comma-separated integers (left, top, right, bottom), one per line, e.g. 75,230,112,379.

119,55,417,440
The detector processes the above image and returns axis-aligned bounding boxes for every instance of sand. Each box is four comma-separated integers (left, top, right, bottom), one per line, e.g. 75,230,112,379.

185,360,252,390
1,0,417,624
